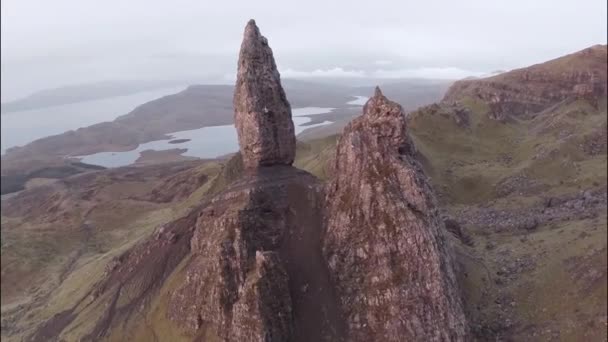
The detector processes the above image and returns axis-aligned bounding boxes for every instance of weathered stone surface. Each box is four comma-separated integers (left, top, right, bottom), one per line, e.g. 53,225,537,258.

443,45,607,121
229,251,292,342
454,186,607,233
77,21,469,342
169,21,345,341
323,87,468,341
169,166,345,342
234,19,296,168
168,182,293,340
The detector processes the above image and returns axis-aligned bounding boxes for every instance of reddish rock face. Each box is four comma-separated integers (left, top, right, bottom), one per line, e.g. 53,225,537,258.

169,20,345,342
234,20,296,168
168,167,345,342
323,87,468,341
18,19,475,342
229,251,292,342
168,182,295,339
442,45,607,121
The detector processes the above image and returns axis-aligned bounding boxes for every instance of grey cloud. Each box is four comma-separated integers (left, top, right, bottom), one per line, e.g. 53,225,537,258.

1,0,606,101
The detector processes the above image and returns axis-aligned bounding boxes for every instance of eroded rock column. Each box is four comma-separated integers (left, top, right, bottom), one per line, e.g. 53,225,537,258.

233,19,295,168
323,87,468,341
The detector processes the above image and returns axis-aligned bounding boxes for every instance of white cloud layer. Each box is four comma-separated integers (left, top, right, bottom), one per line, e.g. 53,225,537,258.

371,67,486,79
373,60,393,66
1,0,606,99
280,67,366,78
276,66,485,80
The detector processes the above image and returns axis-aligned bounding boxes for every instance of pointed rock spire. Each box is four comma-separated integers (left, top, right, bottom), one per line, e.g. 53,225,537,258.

359,86,413,154
233,20,295,168
362,85,401,119
374,85,383,97
323,88,468,340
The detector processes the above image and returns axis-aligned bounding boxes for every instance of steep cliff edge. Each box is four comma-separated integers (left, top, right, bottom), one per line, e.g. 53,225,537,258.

443,44,607,120
165,20,343,341
168,166,344,341
405,45,607,341
324,87,468,341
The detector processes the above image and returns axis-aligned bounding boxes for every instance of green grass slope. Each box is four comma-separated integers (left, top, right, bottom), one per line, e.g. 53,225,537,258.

407,91,607,340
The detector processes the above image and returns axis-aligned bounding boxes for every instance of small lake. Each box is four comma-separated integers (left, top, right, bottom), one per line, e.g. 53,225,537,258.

3,91,368,168
1,86,188,154
76,107,336,168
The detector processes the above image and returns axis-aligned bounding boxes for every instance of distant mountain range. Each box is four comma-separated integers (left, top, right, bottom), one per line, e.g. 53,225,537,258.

1,77,455,114
1,78,452,176
0,80,197,114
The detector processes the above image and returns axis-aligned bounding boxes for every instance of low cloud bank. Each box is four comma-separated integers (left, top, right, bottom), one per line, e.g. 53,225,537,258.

274,66,486,80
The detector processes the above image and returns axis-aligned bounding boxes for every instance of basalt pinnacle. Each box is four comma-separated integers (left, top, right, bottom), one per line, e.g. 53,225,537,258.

234,19,296,168
324,87,468,341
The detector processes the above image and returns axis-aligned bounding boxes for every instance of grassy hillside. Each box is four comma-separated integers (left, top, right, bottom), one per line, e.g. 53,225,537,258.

0,160,223,341
408,93,607,340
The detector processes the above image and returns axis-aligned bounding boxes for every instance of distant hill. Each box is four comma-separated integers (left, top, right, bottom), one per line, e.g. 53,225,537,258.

0,80,192,114
443,44,607,120
1,78,451,177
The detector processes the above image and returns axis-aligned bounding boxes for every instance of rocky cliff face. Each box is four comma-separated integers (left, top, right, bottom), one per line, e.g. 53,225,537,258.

168,23,467,341
168,21,344,341
443,45,607,120
323,87,468,341
234,19,296,168
19,20,468,342
168,166,344,341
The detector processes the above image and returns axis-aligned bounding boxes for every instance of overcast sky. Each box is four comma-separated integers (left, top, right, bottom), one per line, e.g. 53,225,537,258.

1,0,607,101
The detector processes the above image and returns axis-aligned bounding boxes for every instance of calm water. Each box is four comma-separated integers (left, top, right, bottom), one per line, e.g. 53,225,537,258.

3,91,366,168
76,108,335,167
1,86,187,154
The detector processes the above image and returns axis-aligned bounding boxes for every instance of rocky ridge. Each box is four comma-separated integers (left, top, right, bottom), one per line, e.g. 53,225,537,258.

167,21,338,340
443,44,607,121
18,20,467,342
324,87,468,341
168,166,340,341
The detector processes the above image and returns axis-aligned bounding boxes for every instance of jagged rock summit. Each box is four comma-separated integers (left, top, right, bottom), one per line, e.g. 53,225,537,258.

169,21,342,341
443,44,607,121
324,86,468,341
23,22,468,342
361,86,414,154
234,19,296,168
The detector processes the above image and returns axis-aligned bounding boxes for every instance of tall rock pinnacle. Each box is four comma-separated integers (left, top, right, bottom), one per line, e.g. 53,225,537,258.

324,87,468,341
233,19,296,168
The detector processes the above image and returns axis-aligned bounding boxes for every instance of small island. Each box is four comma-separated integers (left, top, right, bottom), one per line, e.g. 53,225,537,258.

135,148,197,165
168,138,191,144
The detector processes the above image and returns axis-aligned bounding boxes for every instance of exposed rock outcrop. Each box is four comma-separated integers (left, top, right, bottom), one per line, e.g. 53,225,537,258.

22,20,469,342
443,45,607,120
169,21,343,342
229,251,292,342
323,87,468,341
168,166,345,342
454,186,607,233
234,19,296,168
168,181,297,339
